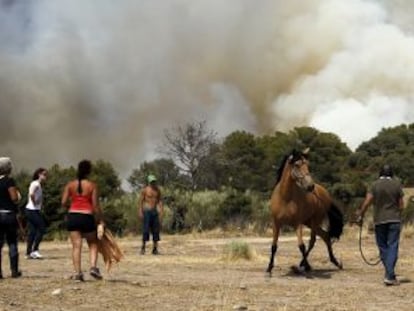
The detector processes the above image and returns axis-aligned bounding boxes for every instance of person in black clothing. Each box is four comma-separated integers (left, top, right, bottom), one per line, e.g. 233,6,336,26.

0,157,22,278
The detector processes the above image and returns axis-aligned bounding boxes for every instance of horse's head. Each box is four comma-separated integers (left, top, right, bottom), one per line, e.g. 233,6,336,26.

288,149,315,192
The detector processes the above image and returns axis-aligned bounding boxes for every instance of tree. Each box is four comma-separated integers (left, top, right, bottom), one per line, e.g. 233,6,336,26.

221,131,268,192
159,120,217,189
193,143,227,190
128,158,183,191
355,123,414,186
90,160,122,200
14,169,32,211
42,164,76,236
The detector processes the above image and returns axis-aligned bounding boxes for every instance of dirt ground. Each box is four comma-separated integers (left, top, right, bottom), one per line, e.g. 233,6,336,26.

1,227,414,311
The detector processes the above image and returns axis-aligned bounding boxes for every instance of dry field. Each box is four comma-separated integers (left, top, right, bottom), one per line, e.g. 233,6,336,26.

1,226,414,311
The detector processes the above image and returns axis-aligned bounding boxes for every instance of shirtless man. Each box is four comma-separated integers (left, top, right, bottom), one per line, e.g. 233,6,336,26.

138,174,163,255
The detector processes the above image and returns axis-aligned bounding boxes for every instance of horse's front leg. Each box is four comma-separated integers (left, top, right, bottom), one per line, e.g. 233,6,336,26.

266,220,280,276
297,225,312,271
305,229,317,258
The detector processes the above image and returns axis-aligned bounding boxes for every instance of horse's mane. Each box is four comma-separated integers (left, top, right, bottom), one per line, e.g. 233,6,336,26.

275,154,290,186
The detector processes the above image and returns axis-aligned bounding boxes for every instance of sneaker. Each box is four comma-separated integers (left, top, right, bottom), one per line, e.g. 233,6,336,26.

152,248,159,255
30,251,43,259
11,271,22,278
384,278,400,286
71,273,84,282
90,267,102,280
140,247,145,255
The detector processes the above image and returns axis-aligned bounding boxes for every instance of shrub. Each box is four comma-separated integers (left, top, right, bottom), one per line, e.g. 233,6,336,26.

114,193,140,235
102,198,128,236
251,194,270,234
402,196,414,224
217,190,252,228
223,240,254,260
186,190,226,231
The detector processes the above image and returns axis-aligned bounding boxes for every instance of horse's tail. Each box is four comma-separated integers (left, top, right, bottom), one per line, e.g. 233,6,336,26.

328,202,344,240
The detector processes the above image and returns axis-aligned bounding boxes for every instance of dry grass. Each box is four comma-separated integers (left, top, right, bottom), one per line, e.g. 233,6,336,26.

402,223,414,239
222,240,255,261
1,232,414,310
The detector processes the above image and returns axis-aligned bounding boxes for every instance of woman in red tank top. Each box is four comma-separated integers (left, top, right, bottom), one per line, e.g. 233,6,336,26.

69,186,94,213
61,160,104,281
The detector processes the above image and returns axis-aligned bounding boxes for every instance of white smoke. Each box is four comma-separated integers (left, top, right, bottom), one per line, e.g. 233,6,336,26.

273,0,414,148
310,96,413,149
0,0,413,175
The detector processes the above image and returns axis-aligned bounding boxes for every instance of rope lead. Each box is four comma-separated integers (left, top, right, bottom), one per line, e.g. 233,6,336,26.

358,218,381,266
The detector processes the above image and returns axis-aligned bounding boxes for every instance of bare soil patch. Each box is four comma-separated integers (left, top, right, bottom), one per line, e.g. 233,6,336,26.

1,227,413,311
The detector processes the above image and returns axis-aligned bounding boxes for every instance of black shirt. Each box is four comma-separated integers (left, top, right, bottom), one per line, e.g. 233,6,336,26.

0,176,17,212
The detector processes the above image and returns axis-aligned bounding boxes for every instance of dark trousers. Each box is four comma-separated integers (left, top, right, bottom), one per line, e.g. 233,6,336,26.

143,209,160,242
0,213,19,274
375,222,401,280
25,209,46,255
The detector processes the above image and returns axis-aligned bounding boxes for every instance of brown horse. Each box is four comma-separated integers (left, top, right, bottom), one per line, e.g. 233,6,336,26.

266,149,343,276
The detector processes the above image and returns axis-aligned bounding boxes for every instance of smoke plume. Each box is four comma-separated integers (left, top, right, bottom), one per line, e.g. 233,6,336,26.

1,0,413,174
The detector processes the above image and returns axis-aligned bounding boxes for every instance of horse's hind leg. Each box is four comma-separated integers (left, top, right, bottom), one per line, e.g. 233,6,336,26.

296,226,311,272
315,227,343,269
266,221,280,276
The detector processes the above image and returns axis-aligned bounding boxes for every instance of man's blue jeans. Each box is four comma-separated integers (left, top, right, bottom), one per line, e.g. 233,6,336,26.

375,222,401,280
142,209,160,242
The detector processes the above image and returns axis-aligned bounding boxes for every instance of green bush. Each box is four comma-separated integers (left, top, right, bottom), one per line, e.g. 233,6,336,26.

121,193,141,235
161,188,192,233
101,198,128,236
217,190,252,228
186,190,226,231
251,194,270,234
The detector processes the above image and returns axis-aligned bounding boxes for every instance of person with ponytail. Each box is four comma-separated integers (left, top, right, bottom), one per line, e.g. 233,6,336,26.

61,160,104,281
25,168,48,259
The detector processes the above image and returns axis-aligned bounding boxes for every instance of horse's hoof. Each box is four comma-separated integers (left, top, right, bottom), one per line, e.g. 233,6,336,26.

334,259,343,269
299,262,312,272
265,269,272,278
291,265,306,275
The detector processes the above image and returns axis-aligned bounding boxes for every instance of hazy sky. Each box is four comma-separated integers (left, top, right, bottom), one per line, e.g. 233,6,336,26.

1,0,414,175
